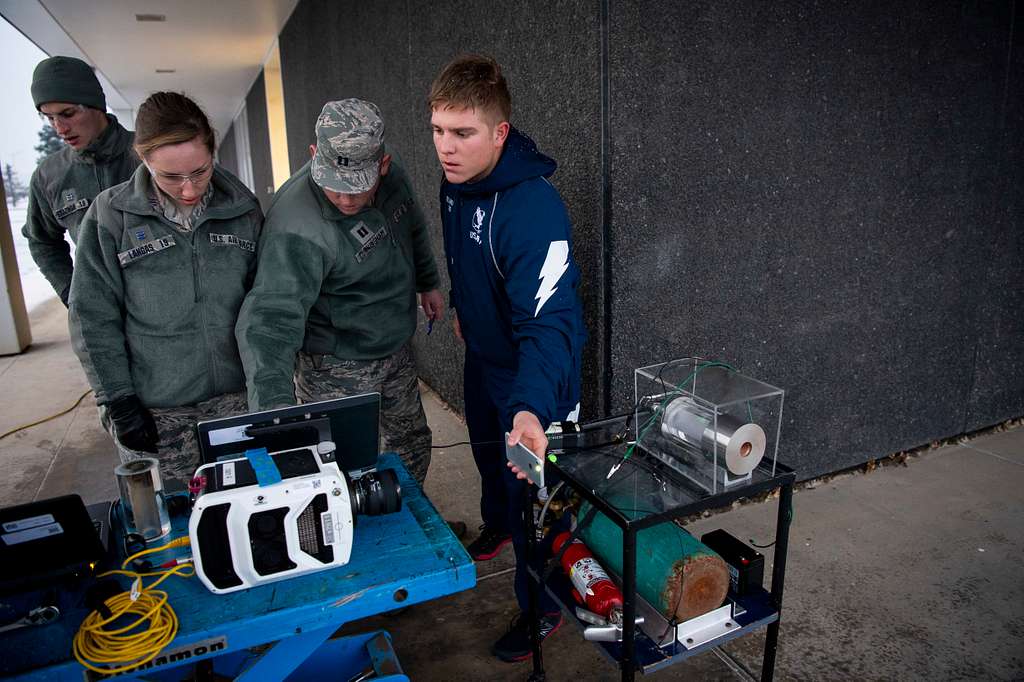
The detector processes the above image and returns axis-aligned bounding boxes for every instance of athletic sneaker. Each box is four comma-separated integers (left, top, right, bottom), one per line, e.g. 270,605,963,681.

491,611,563,662
467,525,512,561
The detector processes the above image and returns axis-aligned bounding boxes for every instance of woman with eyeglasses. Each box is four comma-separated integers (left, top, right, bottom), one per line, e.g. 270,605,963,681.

69,91,263,486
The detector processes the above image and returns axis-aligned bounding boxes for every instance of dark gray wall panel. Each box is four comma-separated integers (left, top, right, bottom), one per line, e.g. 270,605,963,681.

279,0,604,418
275,0,1020,479
963,4,1024,432
217,122,238,178
245,71,275,212
608,1,1021,478
279,0,338,171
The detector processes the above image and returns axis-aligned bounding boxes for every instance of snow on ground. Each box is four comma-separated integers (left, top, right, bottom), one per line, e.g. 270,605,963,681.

5,200,61,312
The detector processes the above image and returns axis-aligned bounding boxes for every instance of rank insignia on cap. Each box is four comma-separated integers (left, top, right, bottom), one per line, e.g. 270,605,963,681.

337,156,350,167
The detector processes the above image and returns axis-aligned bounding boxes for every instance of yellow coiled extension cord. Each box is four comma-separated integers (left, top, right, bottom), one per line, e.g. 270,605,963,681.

73,536,193,675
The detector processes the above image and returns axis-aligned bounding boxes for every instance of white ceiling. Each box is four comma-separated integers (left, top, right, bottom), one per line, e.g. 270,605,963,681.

0,0,299,138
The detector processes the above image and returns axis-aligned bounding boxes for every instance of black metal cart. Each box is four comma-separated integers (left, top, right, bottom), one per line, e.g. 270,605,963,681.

523,416,795,682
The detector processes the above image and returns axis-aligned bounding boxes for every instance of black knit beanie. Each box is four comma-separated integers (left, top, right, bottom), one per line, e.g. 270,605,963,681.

31,56,106,111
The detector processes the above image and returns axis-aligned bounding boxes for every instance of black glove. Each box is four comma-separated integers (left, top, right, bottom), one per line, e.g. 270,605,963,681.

59,284,70,308
107,395,159,453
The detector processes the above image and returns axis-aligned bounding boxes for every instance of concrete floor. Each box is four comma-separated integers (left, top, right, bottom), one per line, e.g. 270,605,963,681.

1,299,1022,680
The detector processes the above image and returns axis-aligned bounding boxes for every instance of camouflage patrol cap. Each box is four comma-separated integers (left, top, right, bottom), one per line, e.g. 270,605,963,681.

311,99,385,193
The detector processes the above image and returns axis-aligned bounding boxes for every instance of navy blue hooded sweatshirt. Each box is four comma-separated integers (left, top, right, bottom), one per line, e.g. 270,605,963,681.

440,128,586,428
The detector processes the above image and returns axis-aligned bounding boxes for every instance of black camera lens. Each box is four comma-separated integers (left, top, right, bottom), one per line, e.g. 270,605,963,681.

349,469,402,517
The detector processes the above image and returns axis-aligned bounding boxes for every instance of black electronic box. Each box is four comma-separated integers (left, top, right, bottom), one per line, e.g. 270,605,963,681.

0,494,105,595
701,528,765,596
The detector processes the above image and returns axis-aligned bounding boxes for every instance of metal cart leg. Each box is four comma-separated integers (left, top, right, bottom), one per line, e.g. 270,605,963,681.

761,481,793,682
621,524,637,682
524,483,546,681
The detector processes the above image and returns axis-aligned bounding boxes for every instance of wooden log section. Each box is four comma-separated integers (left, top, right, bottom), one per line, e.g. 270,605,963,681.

577,501,730,621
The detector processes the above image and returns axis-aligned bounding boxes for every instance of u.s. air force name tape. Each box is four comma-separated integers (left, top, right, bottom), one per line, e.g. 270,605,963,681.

117,235,176,266
209,233,255,252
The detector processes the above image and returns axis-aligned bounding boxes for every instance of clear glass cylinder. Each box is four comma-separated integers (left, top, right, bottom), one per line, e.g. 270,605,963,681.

115,457,171,540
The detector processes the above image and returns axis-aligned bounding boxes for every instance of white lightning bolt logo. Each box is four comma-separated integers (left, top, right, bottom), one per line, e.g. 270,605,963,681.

534,241,569,316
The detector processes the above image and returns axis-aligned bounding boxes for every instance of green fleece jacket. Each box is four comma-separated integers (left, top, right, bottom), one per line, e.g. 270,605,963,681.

69,164,262,408
21,115,140,300
235,158,440,411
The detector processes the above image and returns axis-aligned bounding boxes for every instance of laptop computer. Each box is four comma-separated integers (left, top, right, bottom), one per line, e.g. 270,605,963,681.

194,393,382,478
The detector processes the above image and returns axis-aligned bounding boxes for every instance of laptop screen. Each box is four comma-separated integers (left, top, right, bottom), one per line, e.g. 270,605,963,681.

195,393,381,476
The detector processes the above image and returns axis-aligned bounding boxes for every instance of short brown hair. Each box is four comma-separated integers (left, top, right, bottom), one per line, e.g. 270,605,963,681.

134,91,215,158
428,54,511,124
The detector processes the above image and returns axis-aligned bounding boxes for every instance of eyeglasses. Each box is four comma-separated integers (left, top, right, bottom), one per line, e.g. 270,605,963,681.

38,104,85,126
147,162,214,187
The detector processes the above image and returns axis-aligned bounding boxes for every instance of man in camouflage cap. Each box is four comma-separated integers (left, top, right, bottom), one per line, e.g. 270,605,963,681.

310,99,386,193
236,99,444,486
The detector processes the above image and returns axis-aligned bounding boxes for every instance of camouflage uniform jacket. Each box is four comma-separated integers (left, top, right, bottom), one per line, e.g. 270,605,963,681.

21,115,140,299
236,158,440,411
69,163,263,408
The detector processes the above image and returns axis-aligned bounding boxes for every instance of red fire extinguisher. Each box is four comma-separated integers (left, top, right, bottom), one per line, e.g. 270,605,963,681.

552,531,623,618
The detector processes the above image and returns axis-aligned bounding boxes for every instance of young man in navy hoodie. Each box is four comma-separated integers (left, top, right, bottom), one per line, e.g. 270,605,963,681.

429,54,586,662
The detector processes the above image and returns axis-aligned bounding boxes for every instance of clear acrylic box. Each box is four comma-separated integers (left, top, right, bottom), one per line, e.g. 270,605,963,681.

632,358,784,495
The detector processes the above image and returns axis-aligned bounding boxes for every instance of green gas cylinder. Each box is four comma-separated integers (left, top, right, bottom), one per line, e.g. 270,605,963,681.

576,501,729,621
